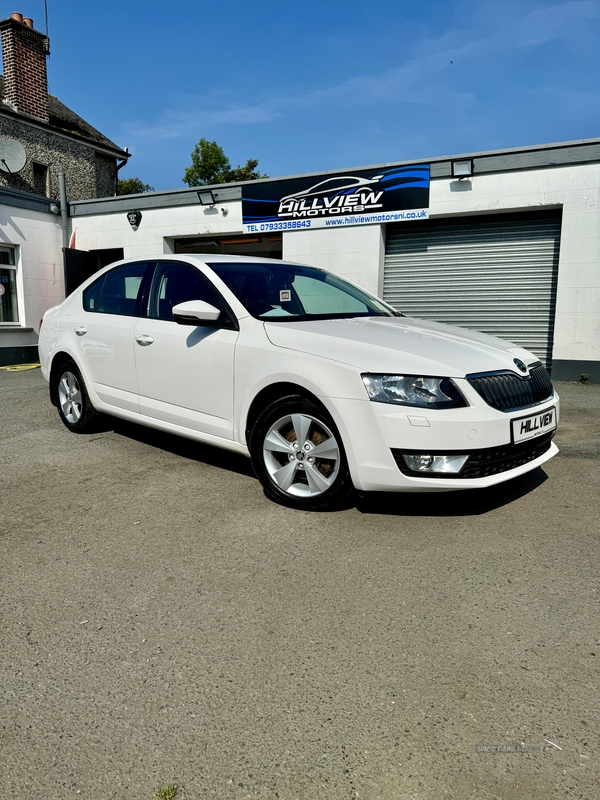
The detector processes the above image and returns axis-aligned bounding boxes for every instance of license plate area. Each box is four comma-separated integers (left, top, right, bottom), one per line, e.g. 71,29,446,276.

511,406,557,444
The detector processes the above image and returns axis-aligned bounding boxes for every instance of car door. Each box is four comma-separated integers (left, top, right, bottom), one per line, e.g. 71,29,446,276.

72,262,154,413
134,261,239,439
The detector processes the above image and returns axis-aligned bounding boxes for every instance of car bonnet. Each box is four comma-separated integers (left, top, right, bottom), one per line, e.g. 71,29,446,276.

263,316,536,377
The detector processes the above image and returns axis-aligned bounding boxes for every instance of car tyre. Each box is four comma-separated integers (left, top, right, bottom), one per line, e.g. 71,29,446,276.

55,361,99,433
250,395,354,511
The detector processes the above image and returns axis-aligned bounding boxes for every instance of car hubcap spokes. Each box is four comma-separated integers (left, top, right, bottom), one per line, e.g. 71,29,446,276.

58,372,82,423
263,413,340,497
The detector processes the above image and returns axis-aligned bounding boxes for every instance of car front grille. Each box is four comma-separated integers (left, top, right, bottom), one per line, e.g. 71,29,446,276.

466,362,553,412
392,431,555,480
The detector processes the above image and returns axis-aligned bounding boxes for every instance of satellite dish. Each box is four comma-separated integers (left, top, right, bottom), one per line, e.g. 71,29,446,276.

0,139,27,174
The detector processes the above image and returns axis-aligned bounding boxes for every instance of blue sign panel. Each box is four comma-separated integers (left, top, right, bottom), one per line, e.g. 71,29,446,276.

242,164,429,233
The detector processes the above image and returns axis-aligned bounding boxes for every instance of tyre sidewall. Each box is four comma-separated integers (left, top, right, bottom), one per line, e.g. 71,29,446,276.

55,361,97,433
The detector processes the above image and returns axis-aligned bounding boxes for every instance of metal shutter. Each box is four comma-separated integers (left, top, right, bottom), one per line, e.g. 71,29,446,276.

383,211,561,368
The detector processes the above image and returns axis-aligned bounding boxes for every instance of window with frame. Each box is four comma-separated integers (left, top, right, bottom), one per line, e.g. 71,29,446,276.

0,246,18,324
83,263,150,316
150,262,236,327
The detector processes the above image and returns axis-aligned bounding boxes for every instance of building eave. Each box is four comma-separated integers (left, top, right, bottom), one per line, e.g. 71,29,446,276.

0,103,129,160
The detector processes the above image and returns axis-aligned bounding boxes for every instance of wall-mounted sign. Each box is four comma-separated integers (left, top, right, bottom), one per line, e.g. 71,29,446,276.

127,210,142,228
241,164,429,234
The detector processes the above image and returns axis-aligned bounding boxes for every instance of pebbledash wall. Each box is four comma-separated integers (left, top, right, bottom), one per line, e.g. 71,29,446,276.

0,113,117,200
3,137,599,380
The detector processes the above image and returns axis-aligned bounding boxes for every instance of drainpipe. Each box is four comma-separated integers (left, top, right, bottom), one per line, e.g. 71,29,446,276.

58,172,69,248
115,147,130,195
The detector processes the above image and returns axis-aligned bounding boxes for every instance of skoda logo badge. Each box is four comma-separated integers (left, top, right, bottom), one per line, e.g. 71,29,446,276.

513,358,528,374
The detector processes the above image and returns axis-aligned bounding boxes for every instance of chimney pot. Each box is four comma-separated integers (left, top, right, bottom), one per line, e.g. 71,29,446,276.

11,12,23,22
23,17,34,28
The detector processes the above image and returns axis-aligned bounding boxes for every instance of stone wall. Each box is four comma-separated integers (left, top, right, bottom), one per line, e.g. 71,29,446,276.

0,114,115,200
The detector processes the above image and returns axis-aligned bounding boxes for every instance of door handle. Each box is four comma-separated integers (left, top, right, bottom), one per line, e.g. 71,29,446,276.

74,325,87,336
135,334,154,346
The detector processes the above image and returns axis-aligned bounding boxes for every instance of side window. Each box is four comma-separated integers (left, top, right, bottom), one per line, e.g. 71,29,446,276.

94,263,149,316
150,262,235,326
83,275,105,312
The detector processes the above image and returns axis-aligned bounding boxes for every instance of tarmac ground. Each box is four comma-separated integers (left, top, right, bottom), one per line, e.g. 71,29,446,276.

1,369,599,800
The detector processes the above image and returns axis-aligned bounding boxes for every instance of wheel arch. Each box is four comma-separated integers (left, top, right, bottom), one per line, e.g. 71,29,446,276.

49,351,77,407
244,381,329,448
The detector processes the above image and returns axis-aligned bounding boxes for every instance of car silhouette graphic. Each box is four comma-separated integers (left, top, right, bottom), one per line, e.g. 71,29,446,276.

279,175,384,203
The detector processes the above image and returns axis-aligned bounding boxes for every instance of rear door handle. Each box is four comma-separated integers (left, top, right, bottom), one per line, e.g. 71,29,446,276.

74,325,87,336
135,334,154,346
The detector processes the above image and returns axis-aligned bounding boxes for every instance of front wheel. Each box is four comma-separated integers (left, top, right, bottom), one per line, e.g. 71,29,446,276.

55,361,99,433
250,396,354,510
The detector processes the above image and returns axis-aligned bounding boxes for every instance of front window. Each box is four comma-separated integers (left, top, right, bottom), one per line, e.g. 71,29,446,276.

0,246,18,324
209,261,399,321
149,262,235,327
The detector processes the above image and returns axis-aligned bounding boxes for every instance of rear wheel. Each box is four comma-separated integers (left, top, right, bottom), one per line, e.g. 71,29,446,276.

250,396,354,510
55,361,98,433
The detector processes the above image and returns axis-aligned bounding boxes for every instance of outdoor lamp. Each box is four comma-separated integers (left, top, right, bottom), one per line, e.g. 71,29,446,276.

197,190,218,205
452,159,473,179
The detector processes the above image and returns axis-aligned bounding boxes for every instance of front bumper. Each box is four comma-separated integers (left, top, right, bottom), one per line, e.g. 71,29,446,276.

327,389,559,493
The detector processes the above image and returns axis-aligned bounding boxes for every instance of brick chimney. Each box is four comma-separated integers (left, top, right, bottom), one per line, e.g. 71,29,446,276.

0,12,50,122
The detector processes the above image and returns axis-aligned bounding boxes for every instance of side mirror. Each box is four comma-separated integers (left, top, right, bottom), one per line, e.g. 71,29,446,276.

172,300,221,325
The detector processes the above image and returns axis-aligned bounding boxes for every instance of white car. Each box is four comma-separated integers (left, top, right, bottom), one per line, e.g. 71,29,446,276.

39,255,559,510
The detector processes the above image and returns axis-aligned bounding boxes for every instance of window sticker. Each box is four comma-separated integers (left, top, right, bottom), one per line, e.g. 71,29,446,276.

280,289,291,303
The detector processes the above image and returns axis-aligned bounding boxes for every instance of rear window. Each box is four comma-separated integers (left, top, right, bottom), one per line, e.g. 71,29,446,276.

83,263,150,316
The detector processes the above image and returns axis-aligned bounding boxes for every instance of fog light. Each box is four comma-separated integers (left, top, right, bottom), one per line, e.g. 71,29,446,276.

402,454,469,474
404,454,434,471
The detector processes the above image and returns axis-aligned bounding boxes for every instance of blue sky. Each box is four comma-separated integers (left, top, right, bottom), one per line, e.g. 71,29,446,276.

7,0,600,190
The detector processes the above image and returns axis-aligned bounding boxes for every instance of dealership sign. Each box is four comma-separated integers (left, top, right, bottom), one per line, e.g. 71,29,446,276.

241,164,430,234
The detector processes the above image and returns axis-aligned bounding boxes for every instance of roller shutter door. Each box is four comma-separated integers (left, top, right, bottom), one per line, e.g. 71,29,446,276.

383,211,561,368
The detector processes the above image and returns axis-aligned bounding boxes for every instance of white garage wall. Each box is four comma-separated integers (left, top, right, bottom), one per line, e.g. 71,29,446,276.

71,201,243,258
282,224,384,298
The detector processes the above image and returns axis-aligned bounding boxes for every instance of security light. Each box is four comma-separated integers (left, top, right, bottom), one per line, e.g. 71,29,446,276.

452,159,473,179
197,190,218,205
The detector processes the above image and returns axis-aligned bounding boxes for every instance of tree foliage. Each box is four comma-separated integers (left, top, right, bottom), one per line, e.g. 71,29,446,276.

117,177,154,196
183,138,267,186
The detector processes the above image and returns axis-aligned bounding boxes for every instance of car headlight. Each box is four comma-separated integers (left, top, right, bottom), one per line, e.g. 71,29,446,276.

361,374,467,409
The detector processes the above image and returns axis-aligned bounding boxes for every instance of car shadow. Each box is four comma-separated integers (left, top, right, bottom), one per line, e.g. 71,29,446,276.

90,417,549,514
103,418,256,479
355,468,549,517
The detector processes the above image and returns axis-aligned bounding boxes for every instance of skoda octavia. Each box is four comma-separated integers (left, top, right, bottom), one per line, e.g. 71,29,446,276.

39,255,559,510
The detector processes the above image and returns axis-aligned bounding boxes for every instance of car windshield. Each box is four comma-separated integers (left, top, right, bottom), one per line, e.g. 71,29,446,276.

208,262,400,322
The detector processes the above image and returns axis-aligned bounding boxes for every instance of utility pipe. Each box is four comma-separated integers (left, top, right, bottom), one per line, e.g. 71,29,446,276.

58,172,69,249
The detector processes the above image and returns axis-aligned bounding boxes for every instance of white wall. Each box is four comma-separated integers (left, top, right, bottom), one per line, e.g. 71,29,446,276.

0,206,64,345
282,224,384,297
72,201,243,258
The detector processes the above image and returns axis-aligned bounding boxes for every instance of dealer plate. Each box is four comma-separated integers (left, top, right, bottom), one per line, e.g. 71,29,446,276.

511,406,557,444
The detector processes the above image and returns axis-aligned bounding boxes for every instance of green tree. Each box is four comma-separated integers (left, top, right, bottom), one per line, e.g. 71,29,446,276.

117,177,154,195
183,138,267,186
